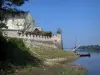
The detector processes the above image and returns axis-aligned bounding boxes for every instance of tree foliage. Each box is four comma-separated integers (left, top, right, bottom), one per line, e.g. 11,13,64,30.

78,45,100,50
0,0,28,28
0,37,42,74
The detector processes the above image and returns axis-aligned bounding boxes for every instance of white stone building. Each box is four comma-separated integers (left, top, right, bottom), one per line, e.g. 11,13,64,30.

4,11,35,31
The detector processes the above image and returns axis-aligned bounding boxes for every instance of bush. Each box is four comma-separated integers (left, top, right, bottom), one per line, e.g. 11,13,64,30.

0,36,42,74
0,33,8,62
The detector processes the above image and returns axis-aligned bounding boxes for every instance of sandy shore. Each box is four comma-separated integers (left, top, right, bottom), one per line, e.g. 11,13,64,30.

44,56,77,66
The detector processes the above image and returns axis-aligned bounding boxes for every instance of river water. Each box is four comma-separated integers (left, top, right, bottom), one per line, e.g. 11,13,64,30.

72,50,100,75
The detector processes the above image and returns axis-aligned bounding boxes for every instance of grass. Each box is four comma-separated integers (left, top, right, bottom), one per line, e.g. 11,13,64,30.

29,46,77,59
14,45,86,75
15,64,86,75
55,67,86,75
0,35,85,75
21,46,86,75
0,37,42,75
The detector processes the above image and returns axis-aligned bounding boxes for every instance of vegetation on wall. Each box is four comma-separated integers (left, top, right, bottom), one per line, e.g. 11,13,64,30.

20,31,53,38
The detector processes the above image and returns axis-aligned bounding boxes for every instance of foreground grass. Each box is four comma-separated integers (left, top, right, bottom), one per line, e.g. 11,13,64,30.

55,67,86,75
0,37,42,75
15,64,86,75
16,46,86,75
14,45,86,75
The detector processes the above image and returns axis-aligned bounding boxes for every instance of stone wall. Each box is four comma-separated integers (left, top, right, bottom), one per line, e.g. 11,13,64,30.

2,29,63,49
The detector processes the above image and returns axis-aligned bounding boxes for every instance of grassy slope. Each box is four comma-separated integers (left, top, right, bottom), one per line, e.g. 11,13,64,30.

15,46,86,75
30,46,77,59
0,36,85,75
0,37,42,75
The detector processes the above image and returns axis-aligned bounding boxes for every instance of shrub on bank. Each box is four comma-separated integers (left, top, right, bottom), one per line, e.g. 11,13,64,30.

0,35,42,75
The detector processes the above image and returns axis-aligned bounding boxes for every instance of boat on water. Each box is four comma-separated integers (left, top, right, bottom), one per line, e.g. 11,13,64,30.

78,53,91,57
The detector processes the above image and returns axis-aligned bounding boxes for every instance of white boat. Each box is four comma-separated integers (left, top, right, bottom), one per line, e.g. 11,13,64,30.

72,45,80,52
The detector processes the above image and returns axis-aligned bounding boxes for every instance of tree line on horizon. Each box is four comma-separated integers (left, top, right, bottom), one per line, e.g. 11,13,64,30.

78,45,100,50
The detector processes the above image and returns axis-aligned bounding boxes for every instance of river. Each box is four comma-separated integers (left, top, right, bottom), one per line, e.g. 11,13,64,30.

72,50,100,75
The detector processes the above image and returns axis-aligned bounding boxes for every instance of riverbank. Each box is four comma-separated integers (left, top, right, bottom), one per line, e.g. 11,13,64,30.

14,46,86,75
0,36,86,75
14,64,86,75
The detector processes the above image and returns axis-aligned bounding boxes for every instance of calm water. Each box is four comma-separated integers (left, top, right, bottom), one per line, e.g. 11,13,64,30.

72,50,100,75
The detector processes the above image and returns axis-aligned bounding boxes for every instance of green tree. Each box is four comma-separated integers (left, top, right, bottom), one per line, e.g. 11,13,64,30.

0,0,29,61
0,0,29,73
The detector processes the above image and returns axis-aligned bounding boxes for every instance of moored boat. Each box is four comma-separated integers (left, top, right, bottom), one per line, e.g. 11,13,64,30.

79,53,91,57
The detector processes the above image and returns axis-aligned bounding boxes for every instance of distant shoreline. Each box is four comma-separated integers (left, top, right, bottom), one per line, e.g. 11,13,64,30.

78,45,100,50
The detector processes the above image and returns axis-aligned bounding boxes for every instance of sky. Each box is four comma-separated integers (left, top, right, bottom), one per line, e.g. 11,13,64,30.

19,0,100,48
